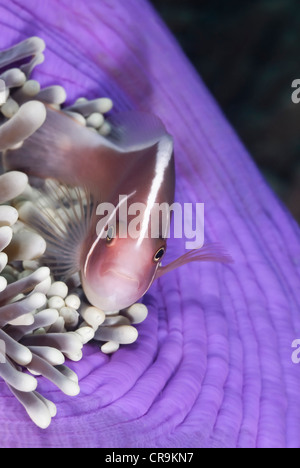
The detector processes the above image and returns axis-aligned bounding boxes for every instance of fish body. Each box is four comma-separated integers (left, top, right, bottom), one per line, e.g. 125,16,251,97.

5,106,176,310
5,105,231,311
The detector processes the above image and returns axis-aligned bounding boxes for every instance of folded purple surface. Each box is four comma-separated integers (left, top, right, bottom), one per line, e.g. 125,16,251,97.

0,0,299,448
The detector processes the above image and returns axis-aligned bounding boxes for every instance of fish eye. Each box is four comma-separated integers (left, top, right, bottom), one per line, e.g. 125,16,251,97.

106,225,115,244
153,246,166,263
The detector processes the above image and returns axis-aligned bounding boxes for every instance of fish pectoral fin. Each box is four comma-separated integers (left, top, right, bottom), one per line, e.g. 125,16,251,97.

107,111,173,152
156,242,233,278
18,179,94,280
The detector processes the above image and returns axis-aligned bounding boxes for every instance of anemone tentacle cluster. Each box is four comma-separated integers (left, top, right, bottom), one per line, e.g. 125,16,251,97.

0,36,113,151
0,37,148,429
0,171,83,428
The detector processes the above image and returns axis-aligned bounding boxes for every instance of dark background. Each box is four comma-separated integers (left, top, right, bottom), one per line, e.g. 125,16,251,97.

150,0,300,223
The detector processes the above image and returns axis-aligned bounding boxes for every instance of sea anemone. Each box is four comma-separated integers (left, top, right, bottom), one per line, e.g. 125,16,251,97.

0,35,147,430
0,170,83,429
0,0,299,449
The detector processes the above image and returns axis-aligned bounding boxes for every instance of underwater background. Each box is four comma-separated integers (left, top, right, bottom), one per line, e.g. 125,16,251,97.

151,0,300,224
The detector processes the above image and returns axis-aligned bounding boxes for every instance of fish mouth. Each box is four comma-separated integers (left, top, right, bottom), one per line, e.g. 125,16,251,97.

104,268,140,288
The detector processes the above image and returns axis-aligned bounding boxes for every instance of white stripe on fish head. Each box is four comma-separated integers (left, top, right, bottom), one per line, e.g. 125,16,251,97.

137,135,173,246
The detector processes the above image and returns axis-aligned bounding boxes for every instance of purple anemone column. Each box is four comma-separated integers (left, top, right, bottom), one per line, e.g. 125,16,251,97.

0,0,299,448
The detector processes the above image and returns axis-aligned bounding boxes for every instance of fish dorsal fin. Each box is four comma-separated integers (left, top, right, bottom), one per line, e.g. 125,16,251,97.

4,107,172,186
107,111,172,152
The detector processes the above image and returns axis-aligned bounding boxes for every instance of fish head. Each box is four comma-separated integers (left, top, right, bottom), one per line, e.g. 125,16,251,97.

81,219,167,312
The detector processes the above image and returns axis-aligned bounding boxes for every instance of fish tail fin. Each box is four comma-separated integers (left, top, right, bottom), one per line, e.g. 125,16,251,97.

3,105,102,185
156,242,233,278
